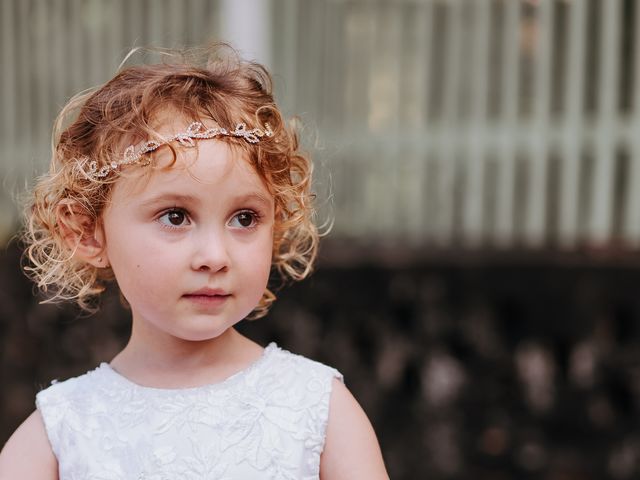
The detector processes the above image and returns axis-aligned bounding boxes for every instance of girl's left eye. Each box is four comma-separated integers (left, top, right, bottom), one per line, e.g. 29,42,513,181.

229,211,258,228
158,209,190,227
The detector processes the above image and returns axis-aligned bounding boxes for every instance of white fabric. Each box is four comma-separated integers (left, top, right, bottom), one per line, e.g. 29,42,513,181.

36,343,343,480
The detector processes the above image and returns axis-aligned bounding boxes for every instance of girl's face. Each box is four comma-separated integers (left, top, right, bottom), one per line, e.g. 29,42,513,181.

99,131,274,344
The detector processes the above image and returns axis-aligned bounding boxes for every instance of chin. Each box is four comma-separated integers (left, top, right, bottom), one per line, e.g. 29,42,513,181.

172,326,232,343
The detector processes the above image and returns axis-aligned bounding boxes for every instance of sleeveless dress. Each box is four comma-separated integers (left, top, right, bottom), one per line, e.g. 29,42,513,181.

36,343,343,480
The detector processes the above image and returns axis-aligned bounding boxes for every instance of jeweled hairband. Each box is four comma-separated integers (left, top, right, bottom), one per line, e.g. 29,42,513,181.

80,121,273,180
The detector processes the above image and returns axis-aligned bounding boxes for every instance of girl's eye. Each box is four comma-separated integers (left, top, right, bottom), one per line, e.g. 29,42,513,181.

158,209,190,227
229,211,258,229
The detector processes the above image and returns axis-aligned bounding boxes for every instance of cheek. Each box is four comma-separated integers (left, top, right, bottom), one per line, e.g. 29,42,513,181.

244,234,273,285
108,238,150,272
106,234,176,298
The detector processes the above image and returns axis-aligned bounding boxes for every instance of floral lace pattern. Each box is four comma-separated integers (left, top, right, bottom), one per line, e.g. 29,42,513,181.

36,343,343,480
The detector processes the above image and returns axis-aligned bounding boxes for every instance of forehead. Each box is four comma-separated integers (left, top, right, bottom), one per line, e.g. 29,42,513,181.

110,137,269,203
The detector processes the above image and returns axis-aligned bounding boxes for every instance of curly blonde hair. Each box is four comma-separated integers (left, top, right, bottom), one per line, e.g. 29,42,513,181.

22,44,318,318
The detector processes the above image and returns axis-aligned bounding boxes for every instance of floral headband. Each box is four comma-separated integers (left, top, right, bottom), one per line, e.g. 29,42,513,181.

78,121,273,180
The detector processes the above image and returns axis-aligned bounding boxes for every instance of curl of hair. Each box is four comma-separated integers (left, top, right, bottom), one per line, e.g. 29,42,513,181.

21,44,318,318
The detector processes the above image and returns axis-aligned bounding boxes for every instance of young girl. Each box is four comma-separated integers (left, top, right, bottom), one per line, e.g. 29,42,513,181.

0,45,388,480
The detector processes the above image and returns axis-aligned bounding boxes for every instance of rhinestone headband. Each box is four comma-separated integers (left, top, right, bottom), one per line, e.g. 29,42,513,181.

80,121,273,180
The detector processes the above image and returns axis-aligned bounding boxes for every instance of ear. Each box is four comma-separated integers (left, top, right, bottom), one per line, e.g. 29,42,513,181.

56,199,109,268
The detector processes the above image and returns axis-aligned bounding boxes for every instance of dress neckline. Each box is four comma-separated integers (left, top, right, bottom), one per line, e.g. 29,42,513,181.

98,342,278,393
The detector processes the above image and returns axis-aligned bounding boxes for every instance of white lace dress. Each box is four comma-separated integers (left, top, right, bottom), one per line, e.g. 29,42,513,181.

36,343,343,480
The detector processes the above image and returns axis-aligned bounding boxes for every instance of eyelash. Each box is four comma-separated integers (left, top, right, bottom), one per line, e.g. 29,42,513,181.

157,208,190,230
156,208,261,231
229,210,261,230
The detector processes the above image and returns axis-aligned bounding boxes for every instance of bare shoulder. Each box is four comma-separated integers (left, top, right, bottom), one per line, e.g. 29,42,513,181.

320,378,389,480
0,410,58,480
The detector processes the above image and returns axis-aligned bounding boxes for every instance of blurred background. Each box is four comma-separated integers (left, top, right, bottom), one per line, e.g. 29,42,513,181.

2,0,640,478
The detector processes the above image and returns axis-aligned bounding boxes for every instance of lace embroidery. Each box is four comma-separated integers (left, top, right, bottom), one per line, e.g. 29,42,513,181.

36,344,342,480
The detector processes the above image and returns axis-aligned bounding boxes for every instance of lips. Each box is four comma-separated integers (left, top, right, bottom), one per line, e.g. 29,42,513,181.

182,288,231,306
185,287,230,297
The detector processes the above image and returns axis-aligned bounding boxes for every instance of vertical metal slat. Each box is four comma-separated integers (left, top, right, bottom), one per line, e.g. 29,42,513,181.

623,0,640,246
1,1,17,177
524,0,553,247
495,0,521,247
559,0,586,247
434,0,462,245
589,0,620,244
405,1,432,241
462,0,491,246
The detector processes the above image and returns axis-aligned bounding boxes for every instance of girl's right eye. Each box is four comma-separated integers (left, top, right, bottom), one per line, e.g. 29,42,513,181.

158,209,190,228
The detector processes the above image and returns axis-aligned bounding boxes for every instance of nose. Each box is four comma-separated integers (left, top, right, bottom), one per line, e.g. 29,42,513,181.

190,228,230,273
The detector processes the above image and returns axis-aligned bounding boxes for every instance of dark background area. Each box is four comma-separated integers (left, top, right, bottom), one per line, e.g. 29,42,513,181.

3,238,640,480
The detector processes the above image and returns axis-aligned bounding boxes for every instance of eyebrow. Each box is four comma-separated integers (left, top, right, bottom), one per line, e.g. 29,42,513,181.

139,192,273,209
139,193,201,208
233,193,273,208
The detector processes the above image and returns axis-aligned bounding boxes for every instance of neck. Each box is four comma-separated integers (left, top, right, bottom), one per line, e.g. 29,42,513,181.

110,319,263,382
120,326,239,368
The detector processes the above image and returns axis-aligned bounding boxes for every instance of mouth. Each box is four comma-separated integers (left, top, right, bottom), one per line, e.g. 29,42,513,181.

183,288,231,306
186,287,230,296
